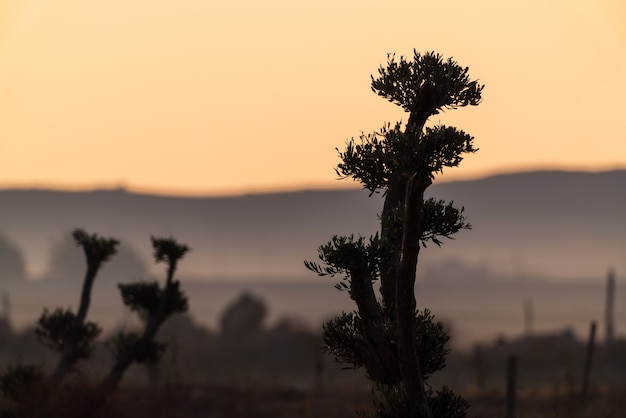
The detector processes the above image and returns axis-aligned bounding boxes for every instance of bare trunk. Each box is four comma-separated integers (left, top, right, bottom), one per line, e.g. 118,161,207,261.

379,174,406,311
76,262,99,322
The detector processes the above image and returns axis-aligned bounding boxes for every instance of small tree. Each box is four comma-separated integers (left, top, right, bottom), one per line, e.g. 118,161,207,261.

103,237,189,391
306,50,483,417
37,229,118,382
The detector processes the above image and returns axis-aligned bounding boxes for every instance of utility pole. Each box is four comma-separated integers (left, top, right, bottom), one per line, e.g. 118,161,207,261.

605,268,616,346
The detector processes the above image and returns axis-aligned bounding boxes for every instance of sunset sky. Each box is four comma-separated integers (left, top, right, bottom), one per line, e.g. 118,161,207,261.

1,0,625,196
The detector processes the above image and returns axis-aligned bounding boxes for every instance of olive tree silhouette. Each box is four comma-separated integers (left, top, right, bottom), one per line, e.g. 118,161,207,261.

37,229,118,382
306,50,483,418
103,237,189,391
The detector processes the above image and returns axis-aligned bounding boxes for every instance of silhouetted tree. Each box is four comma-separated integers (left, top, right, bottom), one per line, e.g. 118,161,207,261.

219,292,267,339
306,50,483,417
103,237,189,391
37,229,118,382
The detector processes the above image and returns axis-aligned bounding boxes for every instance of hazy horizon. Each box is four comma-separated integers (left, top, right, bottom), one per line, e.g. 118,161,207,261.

2,166,625,198
1,169,624,282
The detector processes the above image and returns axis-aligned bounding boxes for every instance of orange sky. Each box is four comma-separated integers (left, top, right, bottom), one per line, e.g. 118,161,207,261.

1,0,625,196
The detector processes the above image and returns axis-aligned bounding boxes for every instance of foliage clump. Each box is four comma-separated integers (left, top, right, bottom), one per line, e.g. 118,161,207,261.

35,308,101,360
0,364,44,401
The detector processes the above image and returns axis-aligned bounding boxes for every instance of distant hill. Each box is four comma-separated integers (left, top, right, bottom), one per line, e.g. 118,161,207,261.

0,170,625,281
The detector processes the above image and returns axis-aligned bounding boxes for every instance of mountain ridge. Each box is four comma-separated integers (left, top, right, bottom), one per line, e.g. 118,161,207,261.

1,169,624,281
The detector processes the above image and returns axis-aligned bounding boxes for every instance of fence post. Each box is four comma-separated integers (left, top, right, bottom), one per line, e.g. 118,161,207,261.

474,345,486,392
581,321,597,403
506,355,517,418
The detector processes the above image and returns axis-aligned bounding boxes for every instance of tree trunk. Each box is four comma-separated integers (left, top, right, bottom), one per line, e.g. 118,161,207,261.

379,174,407,311
51,262,101,383
350,265,400,384
395,174,432,418
76,262,99,322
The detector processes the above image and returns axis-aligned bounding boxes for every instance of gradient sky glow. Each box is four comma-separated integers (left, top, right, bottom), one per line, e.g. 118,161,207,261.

1,0,625,196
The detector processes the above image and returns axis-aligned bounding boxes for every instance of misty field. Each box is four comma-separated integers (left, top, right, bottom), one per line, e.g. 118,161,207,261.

0,285,624,417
